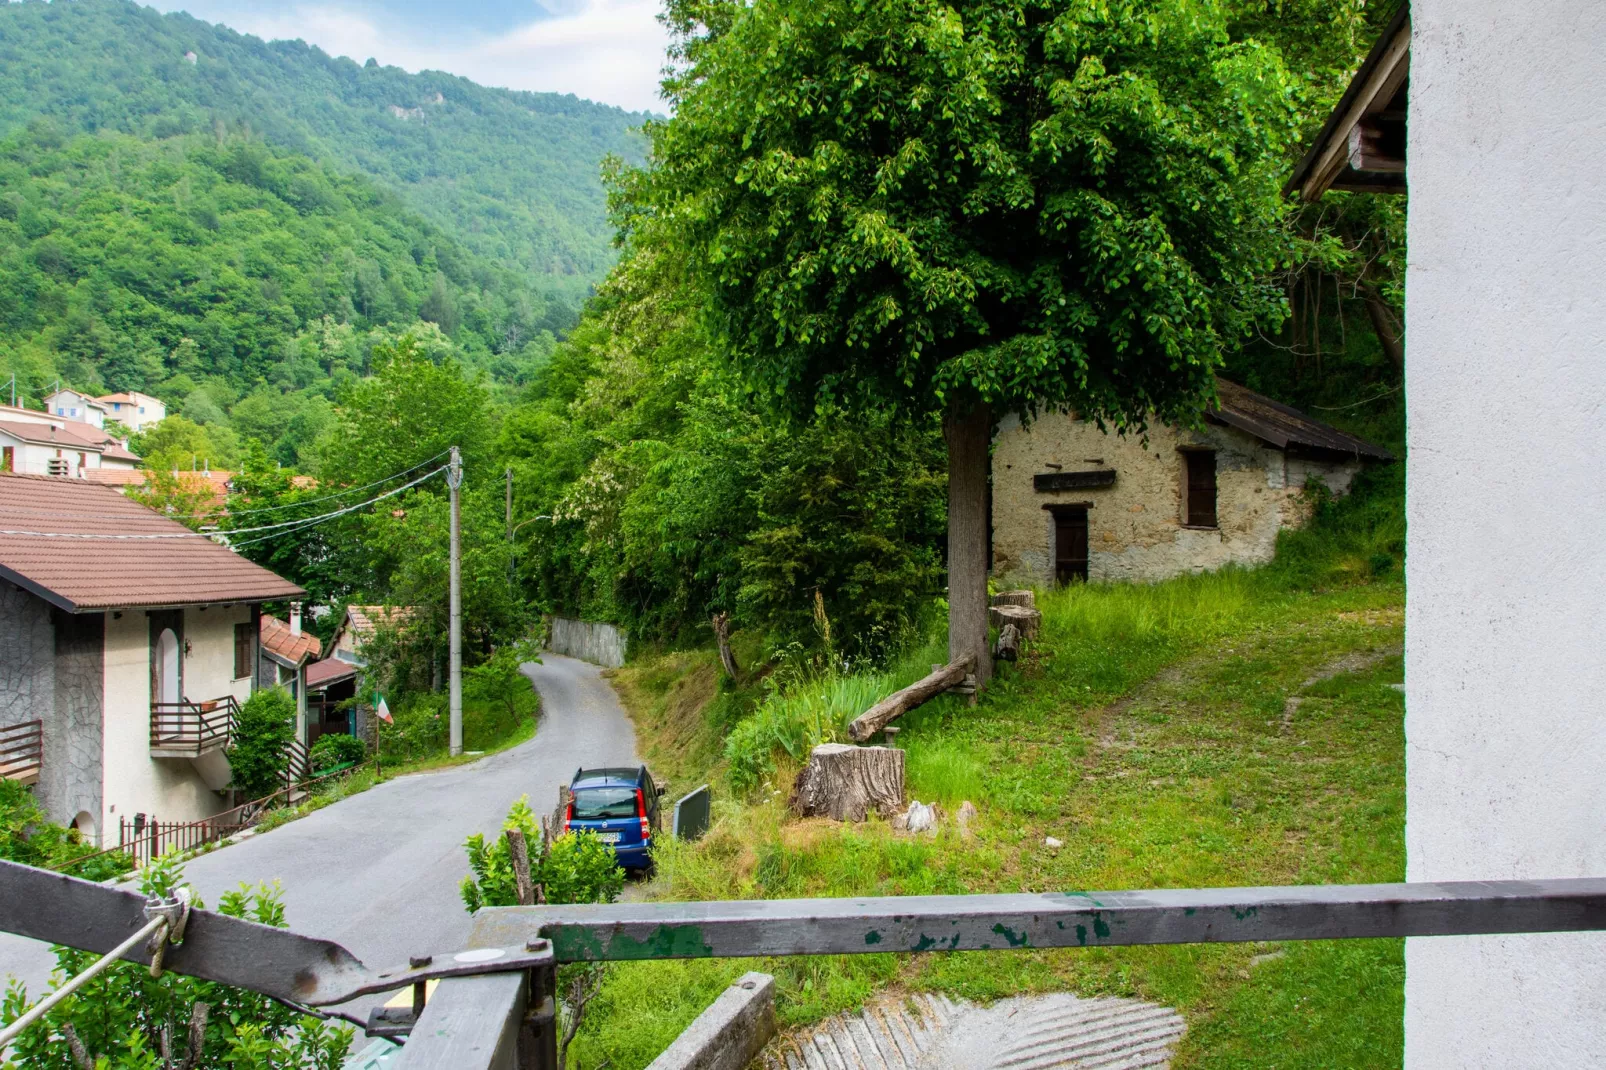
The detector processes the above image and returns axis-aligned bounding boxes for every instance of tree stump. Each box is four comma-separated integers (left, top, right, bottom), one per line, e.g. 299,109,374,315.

989,604,1041,640
712,612,740,680
791,744,904,822
990,590,1036,610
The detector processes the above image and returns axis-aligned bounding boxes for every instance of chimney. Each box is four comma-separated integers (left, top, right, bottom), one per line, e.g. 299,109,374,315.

290,603,302,637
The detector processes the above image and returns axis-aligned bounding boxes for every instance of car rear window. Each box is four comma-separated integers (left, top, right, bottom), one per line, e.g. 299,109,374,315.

572,787,637,820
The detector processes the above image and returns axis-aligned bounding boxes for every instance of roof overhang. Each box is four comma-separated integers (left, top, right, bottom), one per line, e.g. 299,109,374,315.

0,566,282,615
1285,3,1411,202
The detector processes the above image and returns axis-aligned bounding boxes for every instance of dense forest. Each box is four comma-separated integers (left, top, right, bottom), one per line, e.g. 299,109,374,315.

0,0,648,303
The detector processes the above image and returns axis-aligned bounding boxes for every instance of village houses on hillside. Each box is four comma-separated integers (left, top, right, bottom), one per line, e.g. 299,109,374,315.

991,378,1391,586
0,472,305,845
0,401,142,479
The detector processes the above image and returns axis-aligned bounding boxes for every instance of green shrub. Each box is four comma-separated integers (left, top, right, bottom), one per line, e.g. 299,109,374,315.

0,855,352,1066
460,796,624,912
308,733,366,772
376,691,448,762
0,780,130,880
227,687,296,800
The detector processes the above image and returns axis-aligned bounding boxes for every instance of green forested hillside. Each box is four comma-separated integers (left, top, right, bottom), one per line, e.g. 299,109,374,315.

0,0,648,306
0,127,554,466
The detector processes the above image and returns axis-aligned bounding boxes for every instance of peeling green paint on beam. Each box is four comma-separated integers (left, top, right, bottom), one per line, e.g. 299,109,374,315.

548,924,714,962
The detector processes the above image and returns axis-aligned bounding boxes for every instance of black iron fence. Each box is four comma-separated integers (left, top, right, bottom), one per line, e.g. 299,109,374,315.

117,811,252,867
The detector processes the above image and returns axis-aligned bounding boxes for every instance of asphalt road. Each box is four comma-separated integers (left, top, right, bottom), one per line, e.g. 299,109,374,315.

0,653,638,1018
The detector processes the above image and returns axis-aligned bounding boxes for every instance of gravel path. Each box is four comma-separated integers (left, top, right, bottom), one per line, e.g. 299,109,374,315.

0,653,638,1019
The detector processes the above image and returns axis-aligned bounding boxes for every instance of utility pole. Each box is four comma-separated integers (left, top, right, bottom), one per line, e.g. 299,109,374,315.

505,466,514,595
448,447,464,757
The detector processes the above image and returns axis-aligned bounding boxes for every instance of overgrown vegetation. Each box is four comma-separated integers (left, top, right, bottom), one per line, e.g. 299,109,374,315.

0,856,352,1068
227,687,296,801
578,475,1406,1068
0,780,130,881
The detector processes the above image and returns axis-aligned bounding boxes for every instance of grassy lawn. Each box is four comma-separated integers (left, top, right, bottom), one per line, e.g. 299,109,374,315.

574,554,1406,1068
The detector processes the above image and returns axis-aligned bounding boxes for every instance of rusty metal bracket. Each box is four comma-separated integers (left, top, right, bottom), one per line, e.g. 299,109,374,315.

0,861,552,1007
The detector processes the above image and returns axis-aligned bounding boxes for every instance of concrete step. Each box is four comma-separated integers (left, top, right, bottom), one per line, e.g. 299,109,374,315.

764,992,1184,1070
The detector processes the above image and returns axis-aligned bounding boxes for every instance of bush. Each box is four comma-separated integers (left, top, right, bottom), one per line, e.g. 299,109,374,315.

460,796,624,912
375,691,448,762
308,733,366,772
0,855,352,1066
0,780,130,880
228,687,296,799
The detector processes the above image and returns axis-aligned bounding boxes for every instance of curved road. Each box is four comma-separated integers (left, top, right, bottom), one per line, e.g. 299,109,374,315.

0,654,637,1018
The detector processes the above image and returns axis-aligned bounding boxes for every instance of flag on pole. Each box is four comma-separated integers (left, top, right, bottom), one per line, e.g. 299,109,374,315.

375,695,392,724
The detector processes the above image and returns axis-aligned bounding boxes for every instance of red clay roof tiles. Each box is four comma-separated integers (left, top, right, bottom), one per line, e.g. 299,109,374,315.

0,472,305,612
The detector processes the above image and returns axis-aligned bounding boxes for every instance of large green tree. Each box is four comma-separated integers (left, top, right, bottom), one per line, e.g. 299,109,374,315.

615,0,1298,681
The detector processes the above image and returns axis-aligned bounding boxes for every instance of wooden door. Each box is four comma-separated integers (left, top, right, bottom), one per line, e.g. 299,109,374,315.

1054,506,1089,584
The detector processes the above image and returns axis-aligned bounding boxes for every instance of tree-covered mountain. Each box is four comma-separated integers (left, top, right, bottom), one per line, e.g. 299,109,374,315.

0,0,649,309
0,126,557,467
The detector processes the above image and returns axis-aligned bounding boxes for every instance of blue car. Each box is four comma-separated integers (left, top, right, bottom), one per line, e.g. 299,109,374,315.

563,765,661,872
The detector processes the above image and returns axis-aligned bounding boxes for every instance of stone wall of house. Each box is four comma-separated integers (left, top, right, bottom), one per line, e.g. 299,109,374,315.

991,411,1361,587
50,611,103,839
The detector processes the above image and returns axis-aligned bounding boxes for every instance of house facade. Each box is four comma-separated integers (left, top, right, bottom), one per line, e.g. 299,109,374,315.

42,389,108,430
94,391,166,433
257,608,320,743
0,403,142,478
304,605,414,747
991,379,1390,587
0,473,304,843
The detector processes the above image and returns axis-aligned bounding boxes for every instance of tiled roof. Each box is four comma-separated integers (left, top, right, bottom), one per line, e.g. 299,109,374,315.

1210,379,1394,462
0,472,305,612
82,468,148,486
260,614,322,667
346,604,416,641
83,468,231,503
0,419,108,452
306,658,358,690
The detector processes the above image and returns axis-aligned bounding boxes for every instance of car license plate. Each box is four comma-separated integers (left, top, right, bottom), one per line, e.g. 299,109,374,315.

598,832,621,844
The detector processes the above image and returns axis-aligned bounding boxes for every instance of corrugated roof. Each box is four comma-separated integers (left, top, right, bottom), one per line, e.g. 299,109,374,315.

261,614,322,667
0,472,305,612
1210,379,1394,461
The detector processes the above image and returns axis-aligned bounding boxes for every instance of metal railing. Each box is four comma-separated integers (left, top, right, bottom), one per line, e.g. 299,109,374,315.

149,696,240,756
0,720,42,785
117,811,253,867
4,860,1601,1069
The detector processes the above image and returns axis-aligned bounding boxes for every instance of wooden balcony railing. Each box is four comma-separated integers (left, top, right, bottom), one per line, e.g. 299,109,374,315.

0,720,42,785
149,697,240,758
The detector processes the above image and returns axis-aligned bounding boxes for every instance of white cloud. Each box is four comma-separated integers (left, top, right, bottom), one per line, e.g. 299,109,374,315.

174,1,670,114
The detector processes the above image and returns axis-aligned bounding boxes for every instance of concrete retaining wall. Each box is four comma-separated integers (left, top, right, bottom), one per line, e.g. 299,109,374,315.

646,972,775,1070
546,617,628,669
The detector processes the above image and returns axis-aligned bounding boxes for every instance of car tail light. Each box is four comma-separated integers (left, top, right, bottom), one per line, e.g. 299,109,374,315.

635,789,650,841
564,799,574,833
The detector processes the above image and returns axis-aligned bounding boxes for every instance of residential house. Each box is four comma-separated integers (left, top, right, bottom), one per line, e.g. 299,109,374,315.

1291,2,1606,1062
0,405,142,478
305,604,416,746
42,389,109,430
94,391,167,433
257,608,320,744
0,472,304,844
990,379,1391,587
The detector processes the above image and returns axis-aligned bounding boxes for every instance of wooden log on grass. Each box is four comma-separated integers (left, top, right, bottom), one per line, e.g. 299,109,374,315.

791,744,905,822
845,654,975,742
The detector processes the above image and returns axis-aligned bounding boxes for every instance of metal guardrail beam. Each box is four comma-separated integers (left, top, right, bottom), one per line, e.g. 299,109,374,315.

467,878,1606,962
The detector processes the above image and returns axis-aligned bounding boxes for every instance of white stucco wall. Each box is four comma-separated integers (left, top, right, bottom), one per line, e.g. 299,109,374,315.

1405,3,1606,1065
99,608,250,835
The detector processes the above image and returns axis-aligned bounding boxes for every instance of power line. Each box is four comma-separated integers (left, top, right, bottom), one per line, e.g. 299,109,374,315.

0,451,453,524
0,466,446,543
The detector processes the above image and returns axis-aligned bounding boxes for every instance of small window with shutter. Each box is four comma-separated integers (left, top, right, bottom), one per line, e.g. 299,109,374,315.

234,622,253,680
1183,450,1217,528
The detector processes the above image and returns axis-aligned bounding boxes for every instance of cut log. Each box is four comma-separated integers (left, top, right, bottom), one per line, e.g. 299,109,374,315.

990,589,1036,610
505,828,535,906
989,604,1041,640
712,612,740,680
790,744,904,822
846,654,976,742
995,623,1021,662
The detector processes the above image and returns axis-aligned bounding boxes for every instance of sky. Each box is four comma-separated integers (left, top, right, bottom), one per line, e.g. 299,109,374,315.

149,0,672,114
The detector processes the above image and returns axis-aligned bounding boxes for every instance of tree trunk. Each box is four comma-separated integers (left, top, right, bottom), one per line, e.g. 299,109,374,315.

988,604,1041,640
790,744,905,821
945,397,993,688
712,612,739,679
1360,284,1405,369
846,654,975,741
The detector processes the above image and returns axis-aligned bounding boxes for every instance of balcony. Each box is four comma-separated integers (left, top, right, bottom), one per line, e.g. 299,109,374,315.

149,697,239,759
0,720,42,786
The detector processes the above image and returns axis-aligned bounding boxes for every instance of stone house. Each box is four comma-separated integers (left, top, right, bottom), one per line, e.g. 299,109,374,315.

0,472,304,843
991,379,1391,586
